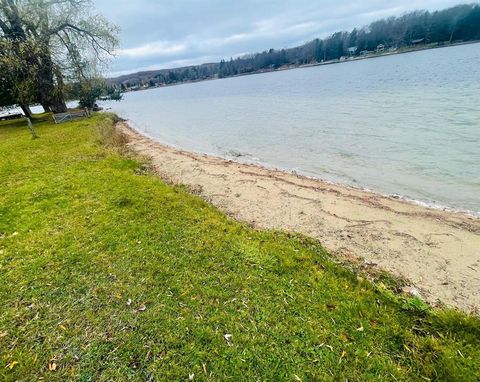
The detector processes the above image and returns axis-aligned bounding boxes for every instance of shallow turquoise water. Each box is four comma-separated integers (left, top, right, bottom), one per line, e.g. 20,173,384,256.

103,43,480,214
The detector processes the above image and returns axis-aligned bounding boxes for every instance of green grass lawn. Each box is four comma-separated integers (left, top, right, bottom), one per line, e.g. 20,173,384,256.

0,114,479,381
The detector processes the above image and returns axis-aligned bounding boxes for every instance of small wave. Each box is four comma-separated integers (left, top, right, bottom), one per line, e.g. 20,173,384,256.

225,149,252,158
387,194,480,218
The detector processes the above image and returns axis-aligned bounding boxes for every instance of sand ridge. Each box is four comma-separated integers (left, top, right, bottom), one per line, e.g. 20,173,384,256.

118,122,480,313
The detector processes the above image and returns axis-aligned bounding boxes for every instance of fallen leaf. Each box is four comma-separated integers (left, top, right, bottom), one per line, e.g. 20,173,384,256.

59,325,67,331
402,286,421,298
126,299,132,306
6,361,19,369
0,331,7,338
294,375,303,382
189,373,194,380
137,305,146,312
224,333,233,346
338,350,347,364
48,361,57,371
356,325,364,332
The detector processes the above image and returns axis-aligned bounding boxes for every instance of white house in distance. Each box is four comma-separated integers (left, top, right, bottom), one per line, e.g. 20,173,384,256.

347,46,358,56
376,44,385,53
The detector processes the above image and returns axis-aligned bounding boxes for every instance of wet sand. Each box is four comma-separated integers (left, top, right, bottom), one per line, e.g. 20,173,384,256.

118,122,480,313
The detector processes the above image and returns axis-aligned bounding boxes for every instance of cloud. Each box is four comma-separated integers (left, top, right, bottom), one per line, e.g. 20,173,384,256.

94,0,464,76
116,41,187,58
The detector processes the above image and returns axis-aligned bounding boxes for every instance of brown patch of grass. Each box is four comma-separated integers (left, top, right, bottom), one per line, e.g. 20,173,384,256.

97,114,129,153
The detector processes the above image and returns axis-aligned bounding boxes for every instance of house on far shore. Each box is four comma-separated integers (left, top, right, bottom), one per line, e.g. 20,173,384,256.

411,38,425,45
376,44,385,53
360,50,369,56
347,46,358,56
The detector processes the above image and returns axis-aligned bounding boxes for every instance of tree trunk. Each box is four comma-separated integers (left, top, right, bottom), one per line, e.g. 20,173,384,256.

37,52,67,114
51,65,67,113
40,103,51,113
19,103,32,118
50,98,67,113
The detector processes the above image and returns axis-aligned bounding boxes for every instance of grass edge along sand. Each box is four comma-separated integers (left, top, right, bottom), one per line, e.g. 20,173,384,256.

0,113,479,381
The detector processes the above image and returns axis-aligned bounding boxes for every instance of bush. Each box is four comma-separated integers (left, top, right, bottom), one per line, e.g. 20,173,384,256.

71,79,123,109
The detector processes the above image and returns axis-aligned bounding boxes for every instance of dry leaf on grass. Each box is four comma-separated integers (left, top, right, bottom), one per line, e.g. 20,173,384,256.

48,360,57,371
6,361,19,369
224,333,233,346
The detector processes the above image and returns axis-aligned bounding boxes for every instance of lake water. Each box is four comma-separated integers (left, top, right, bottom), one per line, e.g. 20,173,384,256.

102,43,480,215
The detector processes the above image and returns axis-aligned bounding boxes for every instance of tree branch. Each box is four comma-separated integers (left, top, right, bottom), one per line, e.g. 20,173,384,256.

56,30,87,80
49,22,113,55
0,18,10,34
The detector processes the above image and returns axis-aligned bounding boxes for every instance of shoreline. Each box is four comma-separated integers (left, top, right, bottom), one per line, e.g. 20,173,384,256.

124,119,480,219
117,120,480,313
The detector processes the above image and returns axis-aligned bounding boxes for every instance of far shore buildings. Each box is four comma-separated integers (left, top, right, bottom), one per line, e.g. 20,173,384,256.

347,46,358,56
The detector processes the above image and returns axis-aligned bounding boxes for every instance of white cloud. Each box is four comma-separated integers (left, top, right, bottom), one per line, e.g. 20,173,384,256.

116,41,186,58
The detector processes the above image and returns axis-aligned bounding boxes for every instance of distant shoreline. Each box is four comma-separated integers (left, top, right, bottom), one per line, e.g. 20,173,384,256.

114,40,480,92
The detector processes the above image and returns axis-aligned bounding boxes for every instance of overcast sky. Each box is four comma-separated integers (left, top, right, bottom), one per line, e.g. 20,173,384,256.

94,0,464,76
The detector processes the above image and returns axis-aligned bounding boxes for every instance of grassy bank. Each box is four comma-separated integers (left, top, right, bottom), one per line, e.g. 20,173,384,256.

0,114,479,381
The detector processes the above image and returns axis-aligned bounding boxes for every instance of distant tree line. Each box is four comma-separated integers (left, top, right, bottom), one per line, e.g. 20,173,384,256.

110,3,480,89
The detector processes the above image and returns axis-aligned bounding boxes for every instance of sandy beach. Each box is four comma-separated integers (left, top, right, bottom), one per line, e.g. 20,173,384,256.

118,122,480,313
